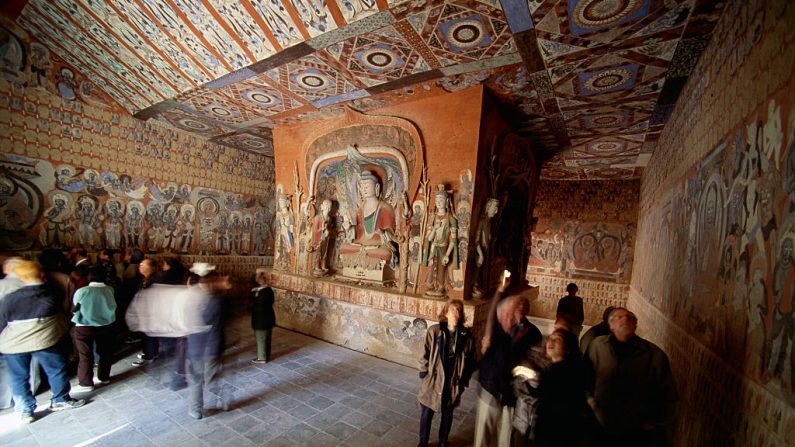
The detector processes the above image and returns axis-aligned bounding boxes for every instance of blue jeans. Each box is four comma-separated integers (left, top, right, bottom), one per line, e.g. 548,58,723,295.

4,340,71,413
0,356,41,409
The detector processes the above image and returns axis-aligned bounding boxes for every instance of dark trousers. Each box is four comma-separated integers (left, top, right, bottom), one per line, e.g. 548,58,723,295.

5,339,71,412
73,325,114,385
143,335,159,359
419,403,454,445
173,337,187,375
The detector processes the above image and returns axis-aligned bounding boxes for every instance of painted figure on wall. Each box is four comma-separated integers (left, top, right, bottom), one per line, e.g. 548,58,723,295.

177,205,195,253
275,193,294,271
197,196,219,254
104,198,123,249
39,192,72,248
75,194,101,248
125,201,145,248
216,211,230,254
340,170,397,274
423,185,458,297
28,42,50,89
309,198,333,276
473,198,499,298
241,213,253,255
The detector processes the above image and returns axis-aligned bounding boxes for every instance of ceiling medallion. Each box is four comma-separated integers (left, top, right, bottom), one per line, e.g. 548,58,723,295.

572,0,643,28
447,20,485,49
361,48,397,71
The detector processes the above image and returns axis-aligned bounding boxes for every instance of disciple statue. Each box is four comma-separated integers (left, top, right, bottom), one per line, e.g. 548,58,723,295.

423,185,458,297
274,194,295,271
473,198,499,298
308,199,333,276
340,170,397,281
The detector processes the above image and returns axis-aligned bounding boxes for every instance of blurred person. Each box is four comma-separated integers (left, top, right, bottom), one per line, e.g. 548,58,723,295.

556,283,584,337
250,271,275,364
131,258,162,366
186,264,231,419
118,248,145,341
0,256,24,298
579,306,615,355
475,271,543,447
38,248,75,312
97,249,121,291
584,308,678,446
417,299,476,447
0,256,39,410
71,267,117,393
514,328,589,446
0,261,85,423
161,257,187,285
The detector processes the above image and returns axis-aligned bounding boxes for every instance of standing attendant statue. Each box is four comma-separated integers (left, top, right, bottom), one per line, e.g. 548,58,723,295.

274,194,294,271
423,185,458,298
309,199,333,276
473,198,499,298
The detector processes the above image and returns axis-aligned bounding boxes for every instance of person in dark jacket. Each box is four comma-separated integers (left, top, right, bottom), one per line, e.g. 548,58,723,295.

250,271,275,364
584,308,678,446
0,261,85,423
417,299,476,447
514,328,589,446
475,271,543,447
557,283,584,337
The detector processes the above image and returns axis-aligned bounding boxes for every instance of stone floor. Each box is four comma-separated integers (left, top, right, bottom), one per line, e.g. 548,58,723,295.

0,315,490,447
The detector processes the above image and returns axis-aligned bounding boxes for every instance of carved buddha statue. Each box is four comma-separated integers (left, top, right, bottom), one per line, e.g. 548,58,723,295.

340,170,397,280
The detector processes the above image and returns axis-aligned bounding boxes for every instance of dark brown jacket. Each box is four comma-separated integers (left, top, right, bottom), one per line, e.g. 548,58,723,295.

418,323,476,412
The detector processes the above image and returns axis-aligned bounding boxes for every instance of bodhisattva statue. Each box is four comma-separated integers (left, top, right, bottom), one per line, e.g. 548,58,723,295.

473,198,499,298
274,194,294,271
340,170,397,281
423,185,458,297
309,198,333,276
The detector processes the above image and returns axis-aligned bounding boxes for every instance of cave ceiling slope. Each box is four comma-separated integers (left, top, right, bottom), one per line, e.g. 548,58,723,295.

14,0,725,179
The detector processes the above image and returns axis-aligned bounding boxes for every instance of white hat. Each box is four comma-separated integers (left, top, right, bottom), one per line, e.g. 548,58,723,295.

189,262,216,277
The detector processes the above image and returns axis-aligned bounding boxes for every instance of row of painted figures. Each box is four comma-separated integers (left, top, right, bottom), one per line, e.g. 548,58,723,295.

37,193,274,256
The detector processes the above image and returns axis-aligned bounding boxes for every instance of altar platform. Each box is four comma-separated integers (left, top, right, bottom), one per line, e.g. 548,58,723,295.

261,270,499,367
261,270,543,367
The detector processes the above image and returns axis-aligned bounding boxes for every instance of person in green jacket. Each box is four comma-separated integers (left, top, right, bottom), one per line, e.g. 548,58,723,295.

71,267,117,392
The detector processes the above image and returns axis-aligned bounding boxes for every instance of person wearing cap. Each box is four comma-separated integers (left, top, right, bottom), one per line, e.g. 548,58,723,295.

0,261,85,423
186,263,230,419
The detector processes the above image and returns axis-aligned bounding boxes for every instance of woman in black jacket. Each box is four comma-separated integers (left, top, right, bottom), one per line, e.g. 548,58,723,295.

250,272,275,364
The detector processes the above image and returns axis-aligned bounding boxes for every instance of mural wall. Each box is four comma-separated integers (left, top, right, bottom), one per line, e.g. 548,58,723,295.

632,0,795,445
0,23,276,256
527,179,638,323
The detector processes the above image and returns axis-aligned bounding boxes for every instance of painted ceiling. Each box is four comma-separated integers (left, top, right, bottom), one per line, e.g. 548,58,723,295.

12,0,725,180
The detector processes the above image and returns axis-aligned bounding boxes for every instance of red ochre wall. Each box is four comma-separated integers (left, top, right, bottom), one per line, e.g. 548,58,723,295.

272,86,486,299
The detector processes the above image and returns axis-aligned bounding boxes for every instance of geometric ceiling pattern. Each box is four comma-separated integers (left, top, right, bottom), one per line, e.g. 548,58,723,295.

15,0,726,179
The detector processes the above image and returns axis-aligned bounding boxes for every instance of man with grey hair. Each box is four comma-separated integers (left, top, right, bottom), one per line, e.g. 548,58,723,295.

584,307,678,446
475,273,542,447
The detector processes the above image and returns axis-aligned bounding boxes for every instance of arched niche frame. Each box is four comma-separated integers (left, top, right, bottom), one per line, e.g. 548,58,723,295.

300,108,425,203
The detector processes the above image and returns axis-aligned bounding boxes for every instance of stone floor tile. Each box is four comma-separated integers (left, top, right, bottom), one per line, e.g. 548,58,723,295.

0,319,478,447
